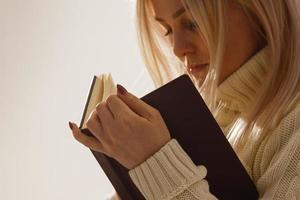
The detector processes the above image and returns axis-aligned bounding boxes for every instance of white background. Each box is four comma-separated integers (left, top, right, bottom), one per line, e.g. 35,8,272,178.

0,0,154,199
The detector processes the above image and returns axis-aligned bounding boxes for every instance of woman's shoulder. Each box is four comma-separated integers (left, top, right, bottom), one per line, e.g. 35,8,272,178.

252,100,300,181
266,100,300,147
277,100,300,134
259,100,300,160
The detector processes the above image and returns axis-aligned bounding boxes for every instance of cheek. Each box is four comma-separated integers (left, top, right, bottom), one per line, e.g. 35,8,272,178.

193,34,210,59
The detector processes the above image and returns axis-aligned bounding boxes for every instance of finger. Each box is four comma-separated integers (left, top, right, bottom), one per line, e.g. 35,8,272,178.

116,84,157,120
105,94,138,119
86,110,105,141
95,101,115,129
87,107,102,128
70,122,105,152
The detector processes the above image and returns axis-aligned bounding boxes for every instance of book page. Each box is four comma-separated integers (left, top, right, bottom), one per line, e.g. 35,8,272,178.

82,73,116,129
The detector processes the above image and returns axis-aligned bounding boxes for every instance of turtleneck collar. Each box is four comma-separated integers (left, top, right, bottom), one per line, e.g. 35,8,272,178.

215,46,269,131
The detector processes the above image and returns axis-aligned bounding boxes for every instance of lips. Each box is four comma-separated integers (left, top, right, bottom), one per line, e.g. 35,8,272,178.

188,63,209,72
187,63,209,83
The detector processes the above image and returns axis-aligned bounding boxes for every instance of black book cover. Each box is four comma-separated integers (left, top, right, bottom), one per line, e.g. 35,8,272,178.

79,74,259,200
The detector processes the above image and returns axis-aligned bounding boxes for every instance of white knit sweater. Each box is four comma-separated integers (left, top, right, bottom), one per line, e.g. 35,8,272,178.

126,48,300,200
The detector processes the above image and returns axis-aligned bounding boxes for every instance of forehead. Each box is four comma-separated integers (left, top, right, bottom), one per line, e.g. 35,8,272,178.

150,0,184,18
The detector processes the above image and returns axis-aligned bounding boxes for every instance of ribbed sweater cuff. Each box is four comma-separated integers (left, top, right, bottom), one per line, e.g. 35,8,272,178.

128,139,207,200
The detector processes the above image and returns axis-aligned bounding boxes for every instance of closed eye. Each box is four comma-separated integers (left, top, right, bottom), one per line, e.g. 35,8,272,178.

159,24,173,36
164,28,172,36
163,20,199,37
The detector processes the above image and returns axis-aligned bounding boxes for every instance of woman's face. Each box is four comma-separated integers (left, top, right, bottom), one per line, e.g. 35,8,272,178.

150,0,264,85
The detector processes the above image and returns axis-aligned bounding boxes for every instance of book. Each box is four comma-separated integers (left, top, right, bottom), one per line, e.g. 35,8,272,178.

78,73,259,200
79,73,117,129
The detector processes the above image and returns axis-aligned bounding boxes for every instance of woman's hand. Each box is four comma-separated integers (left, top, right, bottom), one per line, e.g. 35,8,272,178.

69,84,171,169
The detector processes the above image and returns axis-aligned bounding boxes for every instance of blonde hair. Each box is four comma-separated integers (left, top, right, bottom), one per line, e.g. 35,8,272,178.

135,0,300,155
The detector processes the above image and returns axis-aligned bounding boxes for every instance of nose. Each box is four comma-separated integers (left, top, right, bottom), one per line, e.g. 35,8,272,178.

172,31,195,59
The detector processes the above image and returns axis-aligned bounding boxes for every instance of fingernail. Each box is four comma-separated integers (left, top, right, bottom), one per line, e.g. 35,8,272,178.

68,121,73,130
117,84,127,95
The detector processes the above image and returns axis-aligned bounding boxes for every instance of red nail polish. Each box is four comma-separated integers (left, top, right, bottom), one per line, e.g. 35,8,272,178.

117,84,127,95
69,122,73,130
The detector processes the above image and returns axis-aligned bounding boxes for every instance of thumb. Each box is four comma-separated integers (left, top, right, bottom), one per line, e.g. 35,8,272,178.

116,84,157,120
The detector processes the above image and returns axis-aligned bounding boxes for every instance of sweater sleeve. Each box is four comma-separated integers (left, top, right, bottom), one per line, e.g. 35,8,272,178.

128,104,300,200
128,139,218,200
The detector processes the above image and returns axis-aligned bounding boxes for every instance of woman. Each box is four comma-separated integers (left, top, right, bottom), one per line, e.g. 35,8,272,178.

69,0,300,199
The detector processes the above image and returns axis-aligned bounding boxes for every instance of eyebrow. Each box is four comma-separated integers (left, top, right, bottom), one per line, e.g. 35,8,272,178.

154,7,186,22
